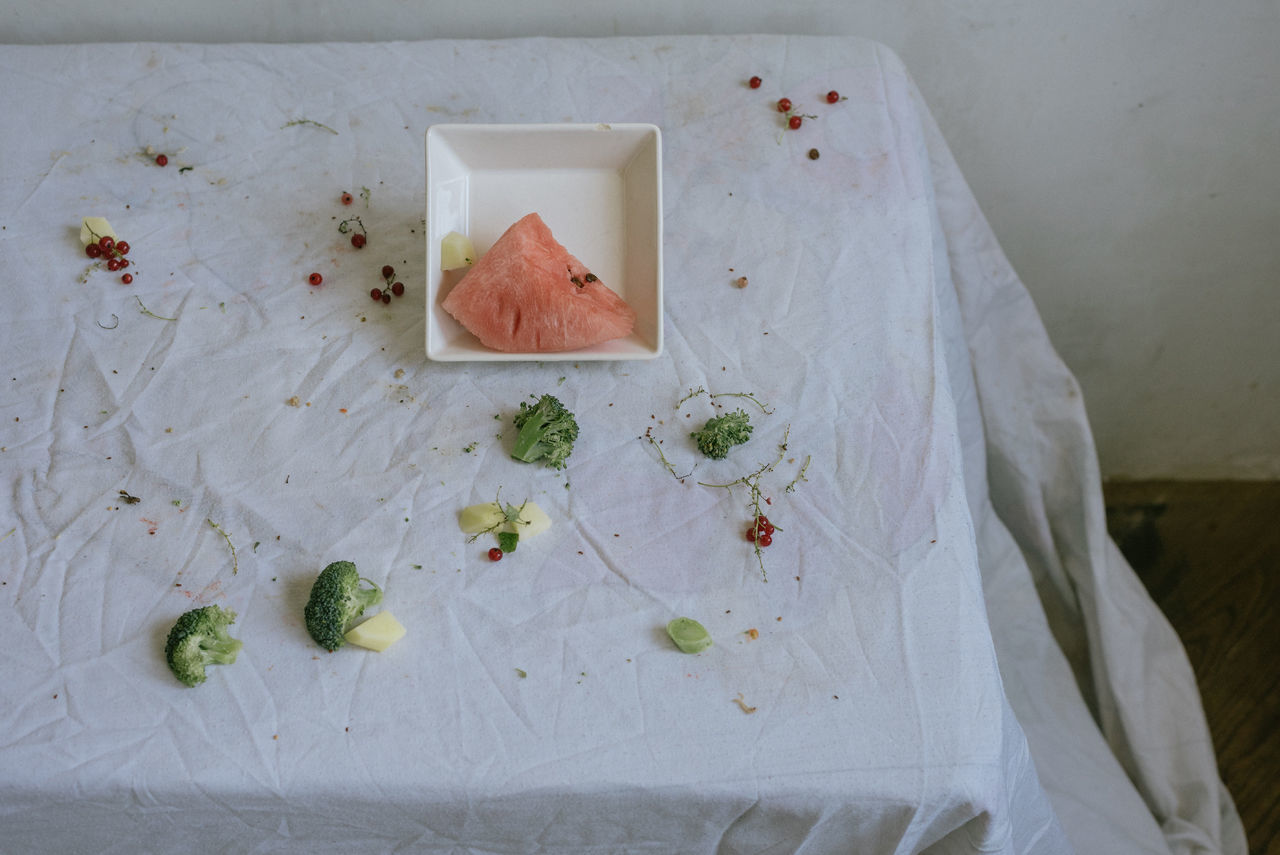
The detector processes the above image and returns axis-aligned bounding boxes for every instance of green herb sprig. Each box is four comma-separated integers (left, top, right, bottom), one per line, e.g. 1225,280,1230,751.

466,489,530,554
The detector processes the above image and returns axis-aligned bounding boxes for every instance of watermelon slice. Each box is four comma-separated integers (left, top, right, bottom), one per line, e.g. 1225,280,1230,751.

441,213,637,353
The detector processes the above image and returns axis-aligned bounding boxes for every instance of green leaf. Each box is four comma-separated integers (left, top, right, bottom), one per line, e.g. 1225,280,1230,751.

497,531,519,553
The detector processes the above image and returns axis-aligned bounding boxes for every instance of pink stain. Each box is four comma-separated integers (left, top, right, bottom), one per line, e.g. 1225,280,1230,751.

193,579,222,604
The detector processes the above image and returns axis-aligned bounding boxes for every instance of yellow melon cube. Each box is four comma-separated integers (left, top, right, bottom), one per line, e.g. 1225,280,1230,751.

344,611,406,652
458,500,551,539
80,216,117,246
440,231,476,271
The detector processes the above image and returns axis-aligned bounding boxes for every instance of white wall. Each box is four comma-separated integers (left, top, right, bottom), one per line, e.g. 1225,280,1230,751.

4,0,1278,479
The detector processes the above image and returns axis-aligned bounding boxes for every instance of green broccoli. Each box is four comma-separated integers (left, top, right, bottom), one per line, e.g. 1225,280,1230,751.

511,393,579,470
164,604,243,687
690,409,753,459
304,560,383,651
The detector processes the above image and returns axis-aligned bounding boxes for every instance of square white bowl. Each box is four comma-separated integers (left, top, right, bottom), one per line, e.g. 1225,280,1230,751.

425,123,663,361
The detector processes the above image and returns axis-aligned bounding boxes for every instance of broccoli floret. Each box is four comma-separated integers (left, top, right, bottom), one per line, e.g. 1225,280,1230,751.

690,409,753,459
511,394,579,470
304,560,383,651
164,604,243,687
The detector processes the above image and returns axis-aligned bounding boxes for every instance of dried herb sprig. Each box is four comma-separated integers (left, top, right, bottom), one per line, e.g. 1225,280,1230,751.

676,386,774,414
207,519,238,574
785,455,811,493
282,118,338,135
135,296,176,321
641,427,695,481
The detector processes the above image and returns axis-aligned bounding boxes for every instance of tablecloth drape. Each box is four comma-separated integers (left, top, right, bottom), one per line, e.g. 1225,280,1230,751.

0,35,1243,855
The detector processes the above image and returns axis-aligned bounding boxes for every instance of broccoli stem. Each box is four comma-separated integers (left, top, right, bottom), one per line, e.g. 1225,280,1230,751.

203,637,243,665
354,581,383,613
511,415,548,463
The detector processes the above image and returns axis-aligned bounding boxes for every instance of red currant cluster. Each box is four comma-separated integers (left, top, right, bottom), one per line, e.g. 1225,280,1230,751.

775,97,817,130
745,513,777,547
370,265,405,304
748,75,845,131
85,234,135,284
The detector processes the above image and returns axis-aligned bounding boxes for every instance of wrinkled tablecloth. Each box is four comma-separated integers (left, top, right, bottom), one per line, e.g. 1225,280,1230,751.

0,36,1244,855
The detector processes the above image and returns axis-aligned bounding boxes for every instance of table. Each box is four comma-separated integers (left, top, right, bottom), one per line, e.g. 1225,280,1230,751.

0,36,1243,854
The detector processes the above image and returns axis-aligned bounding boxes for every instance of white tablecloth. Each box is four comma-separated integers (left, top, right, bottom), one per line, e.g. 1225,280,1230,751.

0,36,1244,855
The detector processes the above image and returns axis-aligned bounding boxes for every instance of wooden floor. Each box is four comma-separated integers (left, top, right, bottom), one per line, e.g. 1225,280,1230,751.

1103,480,1280,855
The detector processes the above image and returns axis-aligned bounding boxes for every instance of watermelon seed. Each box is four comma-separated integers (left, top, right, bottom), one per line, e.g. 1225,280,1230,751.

584,273,598,282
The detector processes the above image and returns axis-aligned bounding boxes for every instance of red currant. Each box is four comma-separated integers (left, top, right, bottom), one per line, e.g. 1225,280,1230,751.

86,244,102,259
381,265,395,280
106,258,122,271
115,240,130,256
381,292,391,304
341,192,353,205
749,76,762,89
370,288,383,301
788,115,803,130
98,235,114,252
757,532,773,547
351,233,366,249
155,154,168,167
391,282,405,297
776,97,792,113
308,272,323,286
121,273,133,284
488,547,503,562
826,90,840,103
118,259,129,269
